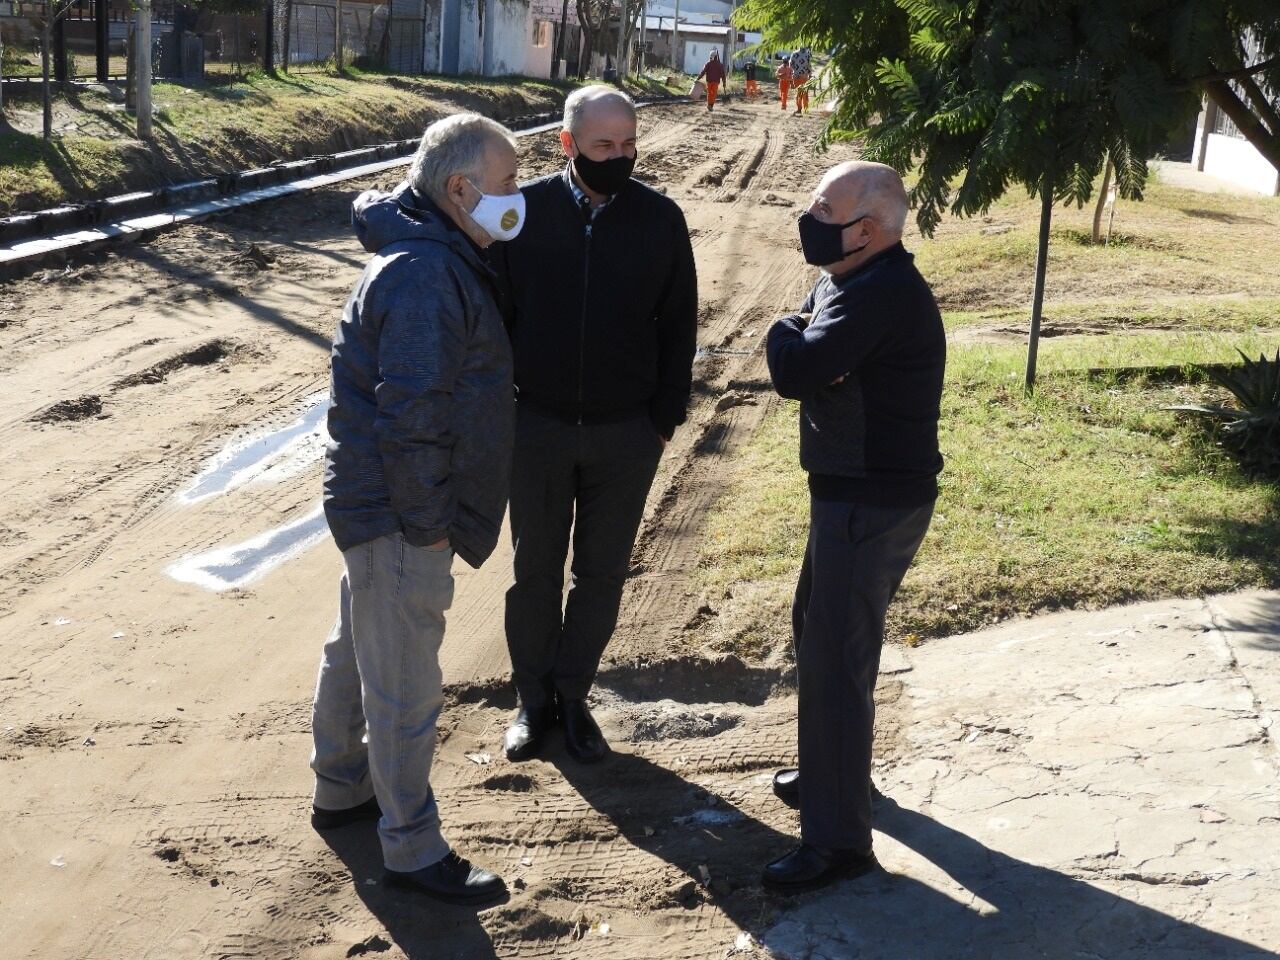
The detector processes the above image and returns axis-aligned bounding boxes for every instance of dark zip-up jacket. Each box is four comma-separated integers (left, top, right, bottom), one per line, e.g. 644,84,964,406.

495,170,698,439
324,184,515,568
766,242,945,507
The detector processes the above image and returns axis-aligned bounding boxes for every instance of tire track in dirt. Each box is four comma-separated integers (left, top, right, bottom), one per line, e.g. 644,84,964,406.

0,104,869,960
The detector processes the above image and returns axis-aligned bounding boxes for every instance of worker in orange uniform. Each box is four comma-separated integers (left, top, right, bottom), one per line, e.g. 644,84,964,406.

744,58,760,99
777,56,793,111
791,46,812,115
697,49,727,112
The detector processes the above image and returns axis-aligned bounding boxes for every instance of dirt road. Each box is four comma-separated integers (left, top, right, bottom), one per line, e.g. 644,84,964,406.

0,100,860,959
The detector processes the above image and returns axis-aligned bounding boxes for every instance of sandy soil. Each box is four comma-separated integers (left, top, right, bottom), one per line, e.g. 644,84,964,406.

0,101,863,959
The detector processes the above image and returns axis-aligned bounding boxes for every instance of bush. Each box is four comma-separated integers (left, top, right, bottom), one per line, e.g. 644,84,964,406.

1167,350,1280,478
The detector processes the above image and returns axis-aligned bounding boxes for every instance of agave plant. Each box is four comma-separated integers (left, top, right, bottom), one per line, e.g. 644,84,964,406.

1165,350,1280,478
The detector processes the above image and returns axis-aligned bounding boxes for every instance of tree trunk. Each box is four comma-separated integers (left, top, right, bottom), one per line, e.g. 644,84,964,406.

282,0,293,72
136,0,152,139
1025,178,1053,393
1091,154,1112,245
42,19,52,140
1203,79,1280,172
335,0,343,71
616,0,628,79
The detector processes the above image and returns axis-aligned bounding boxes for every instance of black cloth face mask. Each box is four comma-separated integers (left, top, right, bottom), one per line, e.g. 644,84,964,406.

571,137,637,196
798,211,868,266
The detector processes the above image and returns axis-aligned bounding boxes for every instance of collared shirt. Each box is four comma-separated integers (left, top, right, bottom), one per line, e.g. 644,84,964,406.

563,163,614,221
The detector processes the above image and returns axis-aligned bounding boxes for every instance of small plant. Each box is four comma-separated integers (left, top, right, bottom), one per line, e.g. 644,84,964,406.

1166,350,1280,478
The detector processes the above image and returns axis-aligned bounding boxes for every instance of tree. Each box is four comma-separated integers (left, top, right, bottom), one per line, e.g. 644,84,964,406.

616,0,644,78
736,0,1280,388
576,0,610,77
34,0,76,140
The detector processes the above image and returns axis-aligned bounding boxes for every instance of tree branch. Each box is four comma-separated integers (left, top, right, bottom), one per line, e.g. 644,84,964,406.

1191,54,1280,85
1238,73,1280,137
1202,77,1280,171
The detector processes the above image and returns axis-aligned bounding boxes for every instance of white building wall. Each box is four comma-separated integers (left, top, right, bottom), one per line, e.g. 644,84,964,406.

456,0,483,73
1201,133,1280,196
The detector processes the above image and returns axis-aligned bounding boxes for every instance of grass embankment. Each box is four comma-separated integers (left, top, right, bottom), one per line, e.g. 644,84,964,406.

698,176,1280,656
0,67,679,214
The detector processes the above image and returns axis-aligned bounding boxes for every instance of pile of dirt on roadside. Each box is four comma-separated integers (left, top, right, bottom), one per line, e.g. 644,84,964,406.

0,75,668,216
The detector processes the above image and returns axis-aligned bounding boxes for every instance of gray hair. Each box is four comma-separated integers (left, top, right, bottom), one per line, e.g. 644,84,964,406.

408,113,517,204
563,85,636,135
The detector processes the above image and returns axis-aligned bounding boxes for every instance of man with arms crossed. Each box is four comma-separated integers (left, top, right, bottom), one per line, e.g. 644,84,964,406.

763,161,944,892
311,114,523,905
498,86,698,766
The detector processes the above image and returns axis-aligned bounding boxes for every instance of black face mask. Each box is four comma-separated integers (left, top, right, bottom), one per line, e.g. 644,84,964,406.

798,211,868,266
571,138,637,196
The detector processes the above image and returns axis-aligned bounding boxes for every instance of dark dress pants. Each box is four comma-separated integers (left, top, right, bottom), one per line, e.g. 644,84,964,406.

505,404,664,709
792,496,934,852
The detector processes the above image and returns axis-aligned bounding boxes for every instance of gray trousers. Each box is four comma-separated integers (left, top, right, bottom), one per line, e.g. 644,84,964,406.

505,405,664,709
310,532,454,872
793,496,934,852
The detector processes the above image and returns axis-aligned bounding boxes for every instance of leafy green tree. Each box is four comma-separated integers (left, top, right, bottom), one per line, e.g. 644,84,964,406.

736,0,1280,387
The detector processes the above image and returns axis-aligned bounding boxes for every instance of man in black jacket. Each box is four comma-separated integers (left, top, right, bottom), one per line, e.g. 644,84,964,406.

497,85,698,765
762,160,945,893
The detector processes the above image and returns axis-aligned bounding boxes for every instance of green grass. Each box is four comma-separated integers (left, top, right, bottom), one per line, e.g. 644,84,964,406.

0,68,683,214
700,336,1280,655
697,169,1280,657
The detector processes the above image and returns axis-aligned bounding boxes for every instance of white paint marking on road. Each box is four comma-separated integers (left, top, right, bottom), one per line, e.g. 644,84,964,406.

166,506,329,591
177,391,328,504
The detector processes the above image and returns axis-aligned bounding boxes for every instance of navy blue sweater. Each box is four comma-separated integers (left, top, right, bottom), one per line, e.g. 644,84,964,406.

766,243,945,506
495,171,698,439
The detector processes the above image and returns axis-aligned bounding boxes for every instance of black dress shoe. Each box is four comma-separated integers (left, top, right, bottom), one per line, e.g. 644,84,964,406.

773,768,800,806
772,770,887,809
504,701,556,762
559,696,608,764
762,844,879,893
385,850,506,905
311,795,381,831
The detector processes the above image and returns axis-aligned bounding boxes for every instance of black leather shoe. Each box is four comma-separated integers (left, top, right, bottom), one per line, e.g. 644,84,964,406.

560,696,608,764
384,850,506,905
311,795,381,831
772,768,800,807
762,844,878,893
772,770,887,810
504,701,556,762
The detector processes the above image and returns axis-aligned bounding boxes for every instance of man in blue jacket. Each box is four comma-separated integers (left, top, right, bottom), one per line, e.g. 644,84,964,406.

497,86,698,766
763,160,945,893
310,114,523,905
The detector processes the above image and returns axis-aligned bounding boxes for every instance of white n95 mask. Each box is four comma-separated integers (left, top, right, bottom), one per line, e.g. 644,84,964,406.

467,182,526,242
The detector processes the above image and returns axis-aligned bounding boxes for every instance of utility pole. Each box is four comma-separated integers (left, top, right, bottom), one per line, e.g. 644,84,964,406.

670,0,679,71
136,0,152,138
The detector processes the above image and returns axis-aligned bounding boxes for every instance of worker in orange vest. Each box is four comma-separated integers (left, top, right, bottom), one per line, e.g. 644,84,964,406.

791,46,812,115
697,49,728,112
777,56,793,111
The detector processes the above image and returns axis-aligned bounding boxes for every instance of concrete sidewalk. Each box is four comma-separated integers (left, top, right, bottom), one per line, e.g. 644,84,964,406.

764,592,1280,959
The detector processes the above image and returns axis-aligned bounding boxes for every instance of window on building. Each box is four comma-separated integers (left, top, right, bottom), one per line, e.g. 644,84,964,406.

533,20,551,47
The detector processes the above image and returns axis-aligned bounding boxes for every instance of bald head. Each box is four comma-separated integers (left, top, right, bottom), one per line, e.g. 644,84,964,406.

818,161,909,239
563,85,637,135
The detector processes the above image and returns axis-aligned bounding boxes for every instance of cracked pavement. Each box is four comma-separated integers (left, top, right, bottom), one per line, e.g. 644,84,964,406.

763,591,1280,960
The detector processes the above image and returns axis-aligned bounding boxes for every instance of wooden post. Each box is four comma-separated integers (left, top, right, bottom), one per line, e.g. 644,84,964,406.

1025,178,1052,393
136,0,152,139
